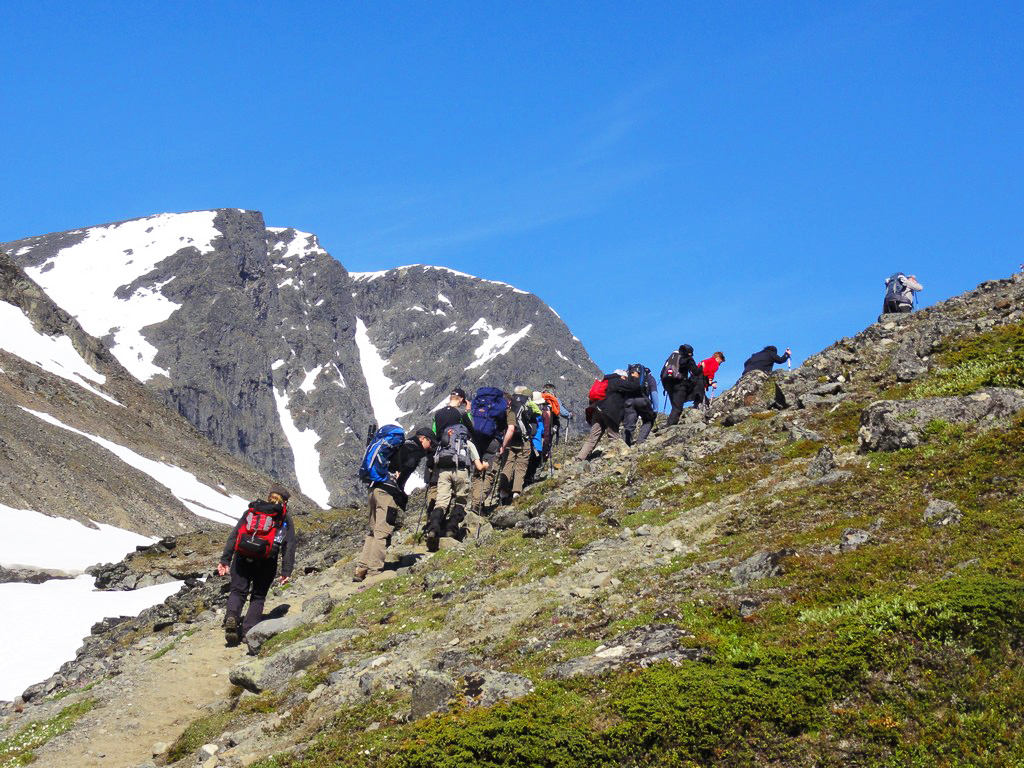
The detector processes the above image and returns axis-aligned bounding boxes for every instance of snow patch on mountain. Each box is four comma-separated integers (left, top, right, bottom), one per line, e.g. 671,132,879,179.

465,319,534,371
0,300,122,406
350,265,529,295
272,388,331,509
0,576,184,701
22,408,244,525
23,211,220,382
299,364,324,394
268,228,327,261
354,318,410,427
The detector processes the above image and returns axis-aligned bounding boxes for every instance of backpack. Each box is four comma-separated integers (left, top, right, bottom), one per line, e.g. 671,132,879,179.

471,387,507,442
541,392,560,416
435,422,472,469
234,504,286,559
359,424,405,484
661,345,694,382
884,272,906,299
588,378,609,403
509,394,538,439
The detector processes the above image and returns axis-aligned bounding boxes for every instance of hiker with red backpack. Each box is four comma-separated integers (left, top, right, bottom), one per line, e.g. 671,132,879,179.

218,484,296,647
576,369,645,461
693,351,726,409
662,344,701,426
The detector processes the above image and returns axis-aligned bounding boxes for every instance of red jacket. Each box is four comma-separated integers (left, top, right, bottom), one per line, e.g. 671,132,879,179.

697,357,721,389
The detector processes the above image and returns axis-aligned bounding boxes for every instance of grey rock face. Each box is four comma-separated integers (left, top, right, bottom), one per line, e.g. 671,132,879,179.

548,624,706,679
858,388,1024,453
409,670,458,720
806,446,837,478
731,549,795,586
923,499,963,526
5,212,601,507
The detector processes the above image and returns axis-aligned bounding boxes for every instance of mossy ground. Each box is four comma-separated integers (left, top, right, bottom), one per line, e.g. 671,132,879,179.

0,699,94,768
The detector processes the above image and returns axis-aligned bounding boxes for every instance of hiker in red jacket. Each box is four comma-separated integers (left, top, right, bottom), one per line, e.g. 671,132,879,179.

693,352,725,409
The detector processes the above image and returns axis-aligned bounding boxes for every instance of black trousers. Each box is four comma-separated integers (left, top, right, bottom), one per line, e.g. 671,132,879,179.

226,556,277,635
882,299,912,314
665,380,695,426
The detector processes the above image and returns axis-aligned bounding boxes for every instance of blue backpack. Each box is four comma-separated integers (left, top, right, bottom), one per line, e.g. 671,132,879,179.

359,424,405,484
471,387,507,442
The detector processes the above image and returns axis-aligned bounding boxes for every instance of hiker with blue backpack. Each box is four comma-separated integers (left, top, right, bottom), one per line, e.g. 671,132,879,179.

470,386,508,512
882,273,923,314
354,425,436,582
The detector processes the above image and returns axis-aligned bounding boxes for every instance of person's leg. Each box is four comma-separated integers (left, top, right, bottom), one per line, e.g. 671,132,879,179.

635,412,654,443
225,557,250,644
242,560,276,636
576,421,606,460
622,399,638,446
510,444,530,495
897,303,912,313
431,473,454,531
358,488,396,573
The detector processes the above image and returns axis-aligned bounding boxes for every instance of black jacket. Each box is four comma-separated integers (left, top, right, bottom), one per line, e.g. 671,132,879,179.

593,374,644,428
220,500,296,577
380,438,428,509
742,346,790,375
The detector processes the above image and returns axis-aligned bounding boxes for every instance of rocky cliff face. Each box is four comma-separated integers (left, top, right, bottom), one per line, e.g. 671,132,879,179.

4,211,601,507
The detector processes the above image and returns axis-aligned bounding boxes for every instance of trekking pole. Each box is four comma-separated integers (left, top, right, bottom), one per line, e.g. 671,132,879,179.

413,490,429,538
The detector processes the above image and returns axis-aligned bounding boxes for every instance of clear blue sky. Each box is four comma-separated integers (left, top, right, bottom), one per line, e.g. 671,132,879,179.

3,2,1022,389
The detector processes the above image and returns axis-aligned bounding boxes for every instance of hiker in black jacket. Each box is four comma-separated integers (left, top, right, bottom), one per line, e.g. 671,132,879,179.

218,484,296,646
354,429,435,582
742,346,791,375
423,388,475,520
662,345,701,426
576,370,644,460
622,365,658,446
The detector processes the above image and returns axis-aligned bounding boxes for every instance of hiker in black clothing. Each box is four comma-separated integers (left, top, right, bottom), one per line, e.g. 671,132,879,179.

218,484,296,646
354,428,435,582
742,346,791,375
662,345,701,426
622,365,658,446
423,388,475,522
577,370,644,460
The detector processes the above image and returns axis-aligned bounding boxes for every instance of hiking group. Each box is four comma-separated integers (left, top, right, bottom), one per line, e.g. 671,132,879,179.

216,271,920,645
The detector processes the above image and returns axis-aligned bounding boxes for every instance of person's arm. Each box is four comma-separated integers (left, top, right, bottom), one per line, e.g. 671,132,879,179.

217,514,245,575
279,512,296,583
773,349,790,364
906,276,923,291
468,441,487,471
498,422,515,454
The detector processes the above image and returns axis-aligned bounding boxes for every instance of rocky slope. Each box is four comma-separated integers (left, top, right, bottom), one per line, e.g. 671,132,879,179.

4,271,1024,767
3,212,600,507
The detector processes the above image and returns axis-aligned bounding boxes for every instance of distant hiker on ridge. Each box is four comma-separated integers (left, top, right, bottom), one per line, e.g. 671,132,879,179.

218,484,296,647
882,273,923,314
577,368,644,461
662,344,701,426
354,426,435,582
742,346,791,375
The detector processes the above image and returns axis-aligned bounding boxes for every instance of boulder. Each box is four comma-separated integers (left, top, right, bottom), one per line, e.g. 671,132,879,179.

858,388,1024,453
806,446,836,479
839,528,871,553
409,670,458,720
731,549,795,586
923,499,963,526
548,624,706,679
230,628,366,693
465,671,535,707
244,615,305,654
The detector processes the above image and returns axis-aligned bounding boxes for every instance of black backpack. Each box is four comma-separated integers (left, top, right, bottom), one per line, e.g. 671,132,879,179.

509,394,537,439
661,346,694,384
435,423,472,469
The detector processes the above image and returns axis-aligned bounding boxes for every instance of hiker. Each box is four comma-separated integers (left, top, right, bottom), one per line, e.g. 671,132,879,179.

662,345,701,426
470,386,508,512
622,364,658,446
541,383,562,450
424,422,488,550
577,370,644,461
498,386,538,502
524,392,551,484
882,273,923,314
742,346,791,375
354,426,435,582
424,388,475,528
692,352,726,409
218,484,296,646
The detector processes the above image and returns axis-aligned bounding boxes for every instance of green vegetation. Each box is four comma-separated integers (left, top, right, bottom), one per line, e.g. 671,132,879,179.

913,321,1024,397
0,699,94,768
166,692,281,762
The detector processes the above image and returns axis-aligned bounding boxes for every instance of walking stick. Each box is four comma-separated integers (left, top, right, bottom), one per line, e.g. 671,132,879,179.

413,490,429,538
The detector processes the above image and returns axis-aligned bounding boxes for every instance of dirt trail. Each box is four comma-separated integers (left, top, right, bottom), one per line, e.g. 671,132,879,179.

31,560,393,768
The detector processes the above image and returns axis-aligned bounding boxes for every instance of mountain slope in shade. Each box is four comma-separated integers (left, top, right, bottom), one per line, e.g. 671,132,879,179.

4,210,603,505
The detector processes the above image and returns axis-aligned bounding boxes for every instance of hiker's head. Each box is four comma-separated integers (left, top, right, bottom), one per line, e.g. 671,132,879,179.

543,382,556,393
513,385,530,397
448,387,467,406
267,484,290,504
714,351,725,362
679,344,693,357
765,345,777,353
414,427,436,451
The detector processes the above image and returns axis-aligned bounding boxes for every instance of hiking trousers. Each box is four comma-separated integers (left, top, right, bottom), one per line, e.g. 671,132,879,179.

499,442,529,497
227,555,277,636
472,455,499,510
622,398,655,445
882,299,912,314
665,381,694,426
577,416,619,461
357,487,398,573
435,469,469,521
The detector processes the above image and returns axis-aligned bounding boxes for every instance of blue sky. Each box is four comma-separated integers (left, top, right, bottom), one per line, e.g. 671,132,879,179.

2,1,1022,389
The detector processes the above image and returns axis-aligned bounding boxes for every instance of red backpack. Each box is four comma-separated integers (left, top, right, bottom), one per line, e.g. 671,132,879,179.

588,378,609,403
234,505,286,559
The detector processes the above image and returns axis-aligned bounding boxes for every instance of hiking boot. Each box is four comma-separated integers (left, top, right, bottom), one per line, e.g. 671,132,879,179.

224,615,240,647
424,530,440,552
352,566,369,583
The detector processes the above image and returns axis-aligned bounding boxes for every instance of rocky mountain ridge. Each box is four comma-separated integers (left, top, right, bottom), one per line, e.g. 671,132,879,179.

3,210,601,507
4,270,1023,766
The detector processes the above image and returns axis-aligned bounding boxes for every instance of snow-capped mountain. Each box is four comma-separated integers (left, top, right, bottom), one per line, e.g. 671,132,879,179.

4,209,601,507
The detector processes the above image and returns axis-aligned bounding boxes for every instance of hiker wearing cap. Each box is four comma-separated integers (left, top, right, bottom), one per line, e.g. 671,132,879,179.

882,273,923,314
577,370,644,461
622,365,658,446
423,388,475,518
693,352,725,408
498,385,538,502
354,429,435,582
217,484,296,646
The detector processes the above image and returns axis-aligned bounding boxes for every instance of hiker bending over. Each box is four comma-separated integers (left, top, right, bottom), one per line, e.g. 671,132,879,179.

498,386,539,502
622,364,658,446
577,370,644,461
882,273,923,314
218,484,295,647
469,386,507,512
662,345,701,426
354,427,435,582
424,422,488,551
692,352,725,408
742,346,790,375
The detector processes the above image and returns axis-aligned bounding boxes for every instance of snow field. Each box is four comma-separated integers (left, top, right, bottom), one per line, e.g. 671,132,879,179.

465,319,533,370
354,318,411,427
272,389,331,509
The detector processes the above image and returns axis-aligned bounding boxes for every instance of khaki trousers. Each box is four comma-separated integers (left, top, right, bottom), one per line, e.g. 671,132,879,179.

499,442,530,497
357,487,398,573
